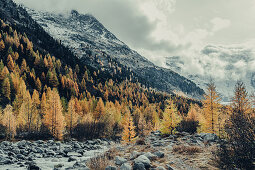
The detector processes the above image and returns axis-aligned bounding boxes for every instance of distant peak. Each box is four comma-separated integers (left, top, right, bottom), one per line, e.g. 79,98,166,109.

71,9,79,17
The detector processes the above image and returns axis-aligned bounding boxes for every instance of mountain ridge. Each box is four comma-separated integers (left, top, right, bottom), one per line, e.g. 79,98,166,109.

25,8,204,99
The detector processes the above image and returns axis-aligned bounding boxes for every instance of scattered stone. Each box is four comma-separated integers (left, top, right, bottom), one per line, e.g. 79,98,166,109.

154,151,164,158
105,165,117,170
27,162,41,170
144,152,157,160
115,156,127,165
133,162,146,170
130,151,141,159
166,164,174,170
157,166,166,170
134,155,151,168
68,156,77,162
120,163,132,170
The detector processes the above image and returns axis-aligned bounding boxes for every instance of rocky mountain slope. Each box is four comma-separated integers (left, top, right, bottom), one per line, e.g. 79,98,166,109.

24,8,204,99
166,45,255,101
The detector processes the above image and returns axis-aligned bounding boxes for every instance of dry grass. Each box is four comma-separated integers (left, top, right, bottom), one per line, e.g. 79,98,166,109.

173,145,202,155
105,147,118,160
86,155,111,170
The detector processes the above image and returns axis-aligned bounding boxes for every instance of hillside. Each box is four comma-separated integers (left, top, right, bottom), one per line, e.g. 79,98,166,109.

25,8,204,99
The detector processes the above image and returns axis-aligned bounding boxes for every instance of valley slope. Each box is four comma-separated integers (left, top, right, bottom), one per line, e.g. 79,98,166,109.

25,8,204,99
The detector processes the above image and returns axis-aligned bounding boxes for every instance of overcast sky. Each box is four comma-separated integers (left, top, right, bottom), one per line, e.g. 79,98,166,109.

14,0,255,67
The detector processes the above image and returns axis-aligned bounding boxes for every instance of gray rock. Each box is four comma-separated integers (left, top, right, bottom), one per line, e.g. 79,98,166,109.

17,153,26,160
144,152,157,160
134,155,151,168
0,157,13,165
120,163,132,170
166,164,174,170
67,152,82,157
1,141,11,146
45,149,56,156
17,140,27,149
35,147,44,153
203,133,218,142
34,140,44,145
157,166,166,170
27,162,41,170
68,157,77,162
154,151,164,158
133,162,146,170
73,161,88,169
115,156,127,165
130,151,141,159
105,165,117,170
73,142,81,149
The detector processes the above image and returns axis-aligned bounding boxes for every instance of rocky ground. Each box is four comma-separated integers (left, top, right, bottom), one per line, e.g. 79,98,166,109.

0,132,220,170
0,138,112,170
103,131,219,170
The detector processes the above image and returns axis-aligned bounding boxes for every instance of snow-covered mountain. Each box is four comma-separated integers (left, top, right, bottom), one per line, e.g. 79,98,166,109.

25,8,204,98
166,45,255,101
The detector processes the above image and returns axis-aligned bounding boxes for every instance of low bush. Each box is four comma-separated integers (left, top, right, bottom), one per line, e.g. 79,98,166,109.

176,119,199,134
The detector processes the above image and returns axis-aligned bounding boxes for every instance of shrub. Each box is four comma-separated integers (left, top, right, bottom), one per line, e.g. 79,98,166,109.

176,119,199,134
217,112,255,169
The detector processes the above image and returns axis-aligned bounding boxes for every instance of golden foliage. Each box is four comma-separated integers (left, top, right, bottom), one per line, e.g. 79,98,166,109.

161,100,182,135
202,81,221,133
122,112,136,143
43,88,65,140
2,105,16,139
66,98,79,135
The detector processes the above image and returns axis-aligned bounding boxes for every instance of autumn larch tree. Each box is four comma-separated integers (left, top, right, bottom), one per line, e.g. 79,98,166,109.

2,105,16,140
0,39,5,51
18,90,33,132
122,112,136,143
31,90,41,132
138,112,150,137
161,100,182,135
202,81,221,133
94,98,105,120
66,98,79,136
43,88,65,140
7,54,15,72
232,81,251,115
2,77,11,101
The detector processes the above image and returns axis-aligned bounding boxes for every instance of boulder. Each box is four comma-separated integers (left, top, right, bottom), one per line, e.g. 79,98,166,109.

73,161,89,169
130,151,141,159
17,153,26,160
203,133,218,142
115,156,127,165
27,162,41,170
157,166,166,170
133,162,146,170
68,157,77,162
144,152,157,160
120,163,132,170
105,165,117,170
153,151,164,158
134,155,151,168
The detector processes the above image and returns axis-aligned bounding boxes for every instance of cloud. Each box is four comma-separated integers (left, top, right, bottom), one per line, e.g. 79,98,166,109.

211,17,231,32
